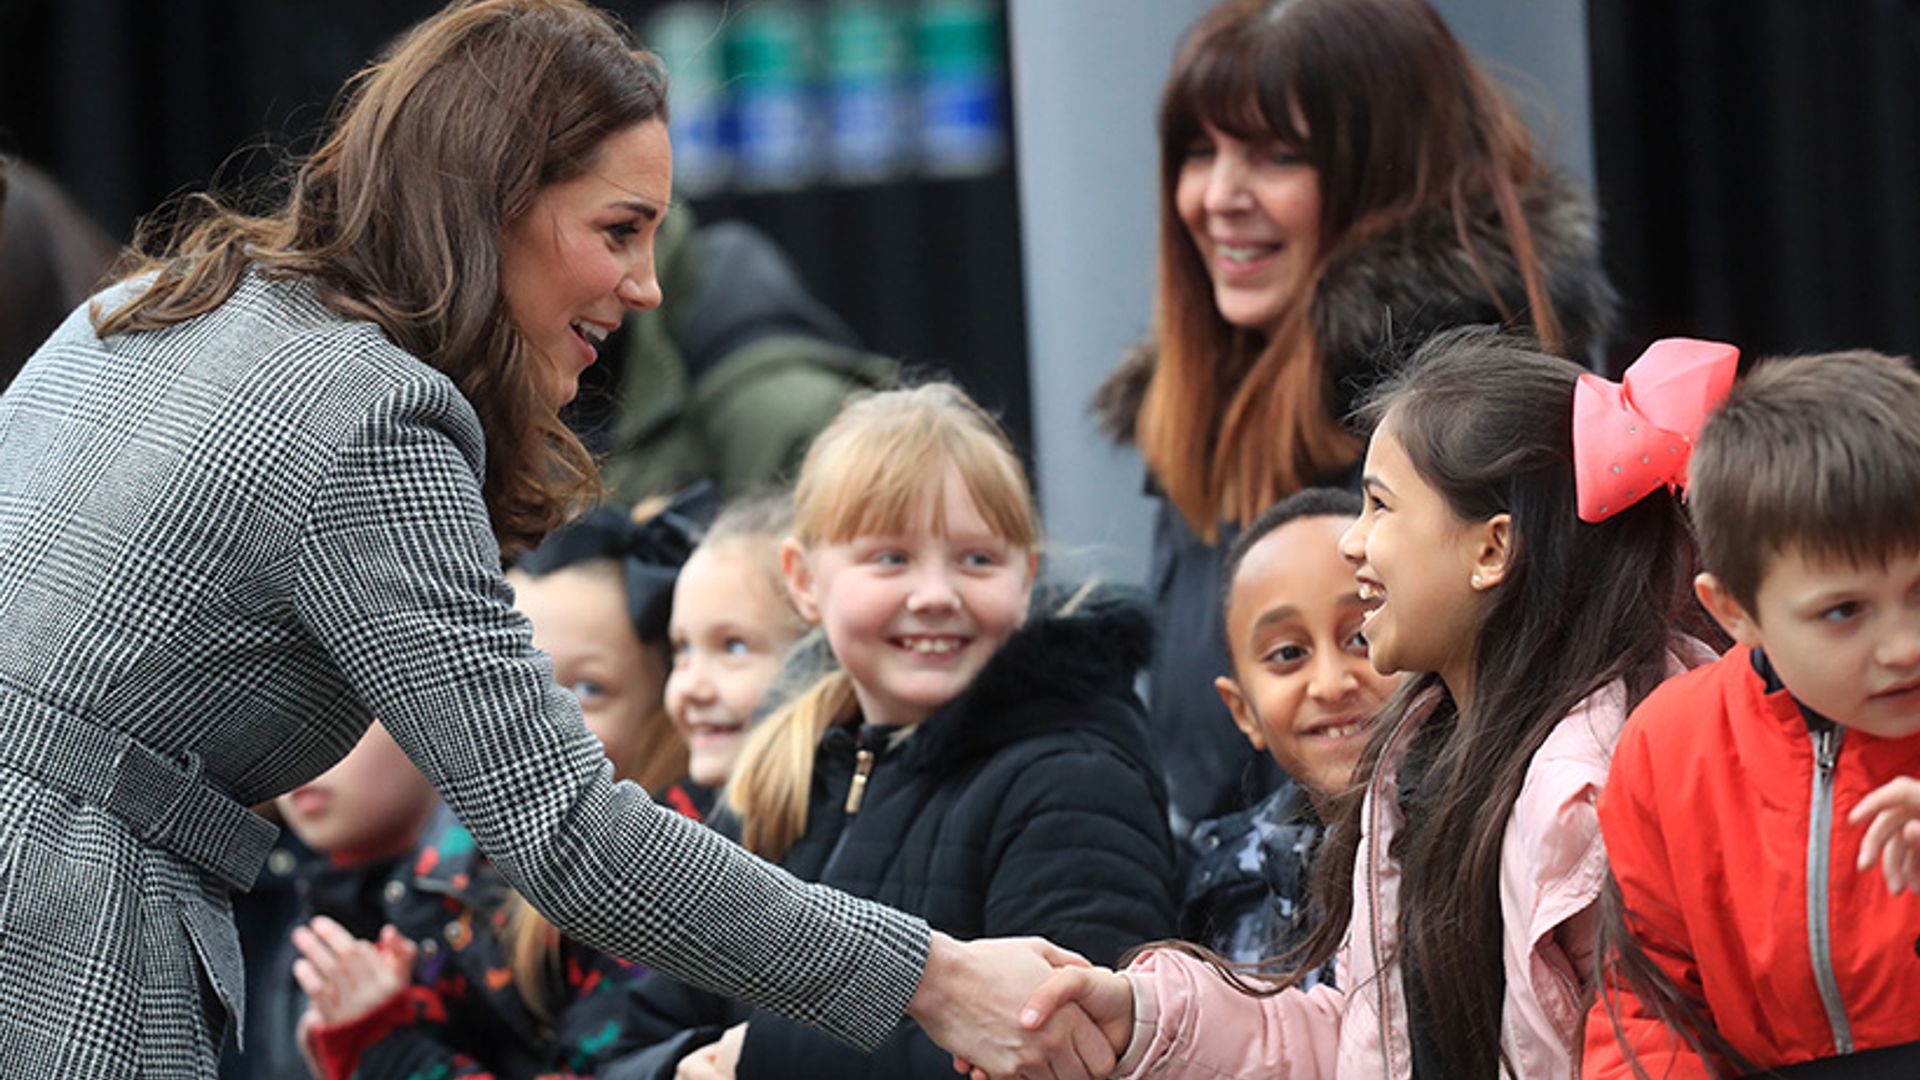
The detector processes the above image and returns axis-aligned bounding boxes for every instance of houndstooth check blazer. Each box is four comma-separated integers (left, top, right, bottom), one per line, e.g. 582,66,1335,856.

0,272,929,1077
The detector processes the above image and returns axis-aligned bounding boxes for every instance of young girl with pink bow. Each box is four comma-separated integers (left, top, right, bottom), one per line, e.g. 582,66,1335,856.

1014,328,1733,1080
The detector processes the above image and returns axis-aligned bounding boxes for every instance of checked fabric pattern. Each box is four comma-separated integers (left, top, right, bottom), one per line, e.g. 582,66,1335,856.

0,272,927,1077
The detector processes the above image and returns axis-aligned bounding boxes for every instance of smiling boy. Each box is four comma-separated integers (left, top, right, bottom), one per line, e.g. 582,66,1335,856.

1181,488,1401,968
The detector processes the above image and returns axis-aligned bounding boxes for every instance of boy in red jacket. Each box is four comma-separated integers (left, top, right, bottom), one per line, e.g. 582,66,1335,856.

1585,350,1920,1078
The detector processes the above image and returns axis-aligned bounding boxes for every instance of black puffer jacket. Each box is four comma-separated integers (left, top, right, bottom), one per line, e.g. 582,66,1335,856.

1091,171,1619,826
605,587,1179,1080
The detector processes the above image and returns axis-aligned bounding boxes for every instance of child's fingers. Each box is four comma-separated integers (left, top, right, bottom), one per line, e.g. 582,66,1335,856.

378,924,419,974
1065,1005,1119,1078
291,957,335,1014
1019,967,1100,1031
1883,833,1907,895
344,940,391,989
309,915,368,957
1848,776,1920,825
290,926,344,985
1855,807,1912,871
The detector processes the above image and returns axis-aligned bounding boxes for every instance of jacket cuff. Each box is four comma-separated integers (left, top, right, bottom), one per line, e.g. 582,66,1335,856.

308,987,417,1080
1116,961,1162,1077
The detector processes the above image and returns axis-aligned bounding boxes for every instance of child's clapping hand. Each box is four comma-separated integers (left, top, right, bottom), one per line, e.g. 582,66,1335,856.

290,916,417,1025
1851,776,1920,894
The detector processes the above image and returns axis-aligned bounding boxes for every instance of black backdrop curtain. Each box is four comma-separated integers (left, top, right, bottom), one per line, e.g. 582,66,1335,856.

1588,0,1920,376
0,0,1031,453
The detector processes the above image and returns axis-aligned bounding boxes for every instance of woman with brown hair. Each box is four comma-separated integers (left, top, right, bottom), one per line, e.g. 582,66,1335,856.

1093,0,1618,827
0,2,1103,1075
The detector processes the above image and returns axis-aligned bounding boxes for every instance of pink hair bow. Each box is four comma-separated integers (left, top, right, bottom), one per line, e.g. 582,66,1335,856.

1573,338,1739,523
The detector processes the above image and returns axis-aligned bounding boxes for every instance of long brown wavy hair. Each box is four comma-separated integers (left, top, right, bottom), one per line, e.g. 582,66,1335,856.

1165,330,1710,1077
1141,0,1564,538
92,0,667,554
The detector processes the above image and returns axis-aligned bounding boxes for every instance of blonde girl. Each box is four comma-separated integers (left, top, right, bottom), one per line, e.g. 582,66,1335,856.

629,384,1179,1080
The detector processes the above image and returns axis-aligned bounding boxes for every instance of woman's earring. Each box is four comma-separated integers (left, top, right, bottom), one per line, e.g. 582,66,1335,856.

1470,572,1486,590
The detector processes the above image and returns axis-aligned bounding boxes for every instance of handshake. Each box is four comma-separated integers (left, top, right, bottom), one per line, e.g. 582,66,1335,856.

292,920,1140,1080
909,932,1138,1080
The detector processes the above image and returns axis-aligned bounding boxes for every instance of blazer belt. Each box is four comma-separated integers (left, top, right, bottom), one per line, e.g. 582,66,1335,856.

0,692,278,892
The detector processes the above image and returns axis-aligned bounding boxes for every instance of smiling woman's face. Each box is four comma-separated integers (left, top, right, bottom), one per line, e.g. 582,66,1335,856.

1174,120,1323,337
499,119,673,407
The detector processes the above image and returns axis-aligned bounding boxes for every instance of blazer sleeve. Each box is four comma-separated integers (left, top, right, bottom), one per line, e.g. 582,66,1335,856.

733,732,1182,1079
1581,721,1718,1080
290,375,927,1050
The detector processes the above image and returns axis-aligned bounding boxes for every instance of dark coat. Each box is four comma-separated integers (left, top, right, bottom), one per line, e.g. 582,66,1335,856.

1090,171,1620,825
609,589,1181,1080
1180,783,1330,986
0,272,927,1076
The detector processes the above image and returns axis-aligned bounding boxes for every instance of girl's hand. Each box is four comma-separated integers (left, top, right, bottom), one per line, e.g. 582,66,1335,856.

1020,967,1133,1063
290,917,417,1026
910,932,1114,1080
675,1022,746,1080
1852,776,1920,894
952,966,1133,1080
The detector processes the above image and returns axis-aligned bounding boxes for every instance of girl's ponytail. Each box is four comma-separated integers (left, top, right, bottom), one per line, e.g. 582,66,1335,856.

726,669,859,862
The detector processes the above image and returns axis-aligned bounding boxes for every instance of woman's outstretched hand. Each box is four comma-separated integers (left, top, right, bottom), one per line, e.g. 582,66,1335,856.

907,932,1115,1079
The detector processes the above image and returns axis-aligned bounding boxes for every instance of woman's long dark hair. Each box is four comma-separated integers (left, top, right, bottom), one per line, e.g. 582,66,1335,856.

1142,0,1564,538
93,0,666,554
1183,328,1709,1076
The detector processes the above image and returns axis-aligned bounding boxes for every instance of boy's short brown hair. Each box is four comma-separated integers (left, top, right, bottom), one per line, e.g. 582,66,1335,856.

1689,350,1920,611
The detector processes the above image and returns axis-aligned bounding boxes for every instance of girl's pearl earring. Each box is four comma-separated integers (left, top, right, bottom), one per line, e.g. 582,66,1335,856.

1470,572,1486,589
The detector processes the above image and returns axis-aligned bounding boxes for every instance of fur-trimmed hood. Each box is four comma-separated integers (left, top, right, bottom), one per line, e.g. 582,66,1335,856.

1091,169,1618,445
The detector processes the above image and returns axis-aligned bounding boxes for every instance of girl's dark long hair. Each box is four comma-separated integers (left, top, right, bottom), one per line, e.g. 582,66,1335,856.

93,0,666,555
1178,328,1710,1077
1593,872,1759,1078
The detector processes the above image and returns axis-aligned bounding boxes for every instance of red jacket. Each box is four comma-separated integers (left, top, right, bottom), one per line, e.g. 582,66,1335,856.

1583,646,1920,1077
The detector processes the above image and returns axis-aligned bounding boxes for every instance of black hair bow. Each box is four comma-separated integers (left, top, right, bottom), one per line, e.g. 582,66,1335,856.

515,482,722,641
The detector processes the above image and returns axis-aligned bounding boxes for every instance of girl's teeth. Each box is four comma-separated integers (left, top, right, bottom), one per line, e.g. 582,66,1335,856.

1219,244,1273,263
571,320,608,346
1358,582,1382,602
906,638,960,655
